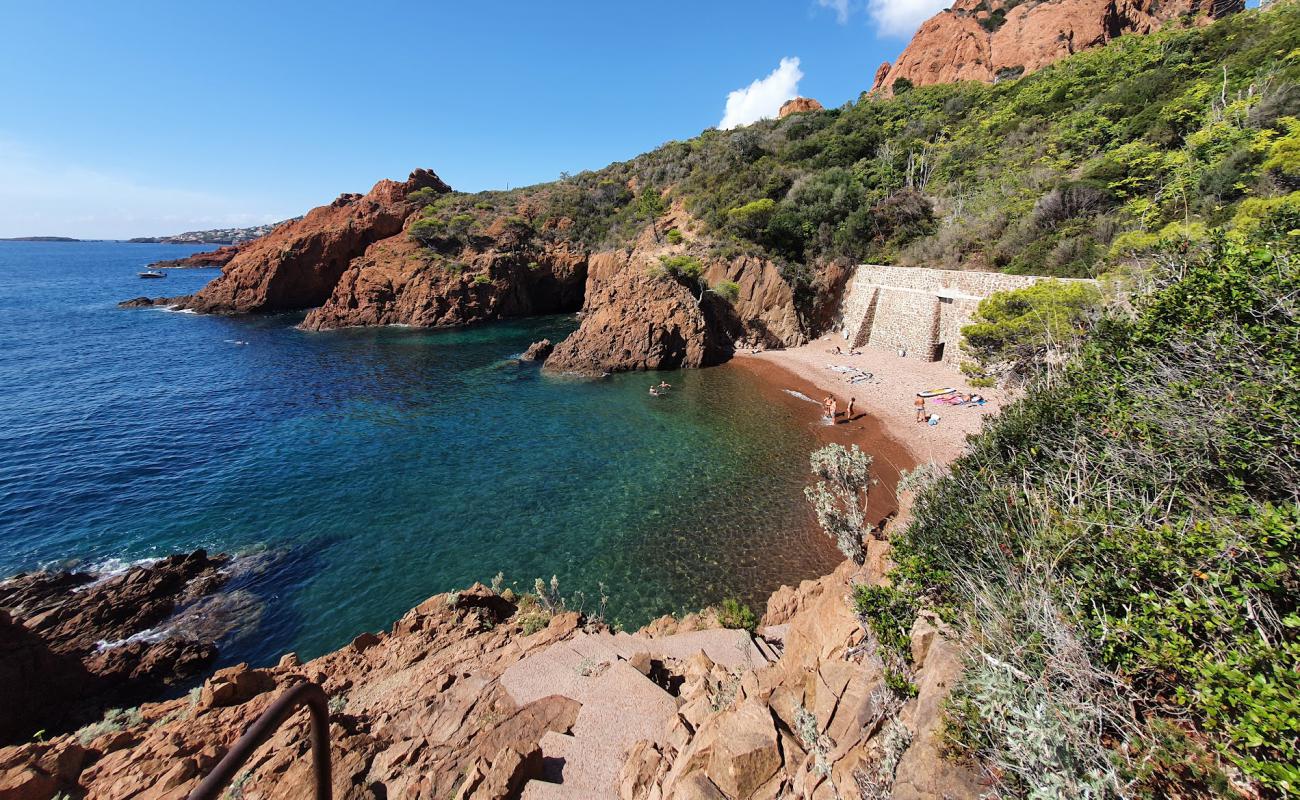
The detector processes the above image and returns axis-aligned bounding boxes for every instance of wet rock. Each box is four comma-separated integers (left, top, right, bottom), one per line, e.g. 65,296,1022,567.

0,550,232,743
520,338,554,362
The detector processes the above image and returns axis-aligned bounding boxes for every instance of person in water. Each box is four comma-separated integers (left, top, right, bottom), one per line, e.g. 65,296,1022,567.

827,396,838,422
659,381,671,390
649,386,660,397
914,396,927,423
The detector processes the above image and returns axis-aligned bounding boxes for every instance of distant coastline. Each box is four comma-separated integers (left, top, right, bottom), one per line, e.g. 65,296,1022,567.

0,236,82,242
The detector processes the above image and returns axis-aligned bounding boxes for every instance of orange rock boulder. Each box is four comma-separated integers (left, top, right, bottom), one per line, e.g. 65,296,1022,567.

778,97,823,118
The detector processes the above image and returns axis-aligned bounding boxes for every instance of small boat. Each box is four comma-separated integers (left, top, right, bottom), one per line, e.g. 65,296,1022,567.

916,387,957,398
138,269,166,279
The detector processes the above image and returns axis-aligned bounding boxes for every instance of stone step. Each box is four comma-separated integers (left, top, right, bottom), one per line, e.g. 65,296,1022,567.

519,778,606,800
501,630,638,707
642,628,770,670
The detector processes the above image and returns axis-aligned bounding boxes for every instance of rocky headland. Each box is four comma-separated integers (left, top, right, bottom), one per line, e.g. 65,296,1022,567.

871,0,1243,94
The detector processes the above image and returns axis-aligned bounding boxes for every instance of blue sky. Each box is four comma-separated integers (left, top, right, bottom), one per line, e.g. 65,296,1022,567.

0,0,940,238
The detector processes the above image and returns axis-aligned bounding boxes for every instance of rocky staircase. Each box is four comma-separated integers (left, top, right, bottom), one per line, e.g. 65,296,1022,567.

501,628,771,798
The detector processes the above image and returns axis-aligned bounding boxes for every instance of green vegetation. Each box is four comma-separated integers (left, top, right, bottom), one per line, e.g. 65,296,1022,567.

718,598,757,632
712,279,741,302
397,4,1298,329
875,200,1300,796
805,443,874,564
666,228,684,244
656,254,704,280
959,279,1104,386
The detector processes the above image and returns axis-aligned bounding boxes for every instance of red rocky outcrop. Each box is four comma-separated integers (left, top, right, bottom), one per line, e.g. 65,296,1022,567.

544,259,733,375
299,229,587,331
778,97,824,118
872,0,1243,94
0,551,232,743
179,169,451,314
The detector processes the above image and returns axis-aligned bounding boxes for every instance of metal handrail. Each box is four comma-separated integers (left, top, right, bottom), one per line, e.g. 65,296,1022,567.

187,681,332,800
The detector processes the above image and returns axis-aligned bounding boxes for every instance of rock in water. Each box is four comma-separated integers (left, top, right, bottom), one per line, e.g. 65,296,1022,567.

544,267,733,375
146,244,243,270
871,0,1244,94
0,550,233,743
520,339,554,362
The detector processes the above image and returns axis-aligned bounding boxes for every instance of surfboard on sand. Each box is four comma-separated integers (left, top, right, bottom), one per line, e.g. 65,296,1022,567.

916,387,957,398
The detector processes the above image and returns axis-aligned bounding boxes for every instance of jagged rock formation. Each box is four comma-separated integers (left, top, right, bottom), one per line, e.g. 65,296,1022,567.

299,230,587,331
519,339,555,362
179,169,451,314
778,97,823,118
544,256,734,375
0,554,980,800
544,207,818,375
0,551,233,744
872,0,1244,94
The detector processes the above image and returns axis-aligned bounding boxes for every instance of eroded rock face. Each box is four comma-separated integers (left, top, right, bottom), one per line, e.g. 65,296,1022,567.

778,97,824,118
179,169,451,314
872,0,1243,94
0,551,232,743
543,261,733,375
299,233,587,331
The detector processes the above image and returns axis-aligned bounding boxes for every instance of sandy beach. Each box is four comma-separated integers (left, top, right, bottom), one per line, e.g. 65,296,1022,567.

732,335,1006,467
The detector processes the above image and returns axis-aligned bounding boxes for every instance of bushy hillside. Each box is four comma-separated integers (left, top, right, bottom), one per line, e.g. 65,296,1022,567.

863,199,1300,796
411,1,1298,298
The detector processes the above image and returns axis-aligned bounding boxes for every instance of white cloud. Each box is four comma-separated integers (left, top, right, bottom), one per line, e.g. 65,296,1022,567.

719,57,804,130
817,0,851,24
0,136,285,239
865,0,950,38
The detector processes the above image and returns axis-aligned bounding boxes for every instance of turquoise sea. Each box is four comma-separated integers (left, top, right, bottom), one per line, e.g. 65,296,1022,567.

0,241,843,666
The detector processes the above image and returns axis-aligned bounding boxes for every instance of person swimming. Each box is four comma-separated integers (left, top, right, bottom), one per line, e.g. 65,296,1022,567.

649,386,660,397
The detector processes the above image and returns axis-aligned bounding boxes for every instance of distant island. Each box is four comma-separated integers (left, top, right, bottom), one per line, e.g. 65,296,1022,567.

128,219,296,246
0,236,81,242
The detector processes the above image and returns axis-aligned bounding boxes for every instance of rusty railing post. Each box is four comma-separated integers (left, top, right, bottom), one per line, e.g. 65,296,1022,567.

187,681,332,800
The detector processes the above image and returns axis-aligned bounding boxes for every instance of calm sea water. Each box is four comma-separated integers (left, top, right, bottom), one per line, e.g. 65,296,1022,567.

0,241,840,665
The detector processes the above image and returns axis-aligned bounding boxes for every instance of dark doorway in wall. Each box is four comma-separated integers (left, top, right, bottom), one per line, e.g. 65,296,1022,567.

933,342,945,362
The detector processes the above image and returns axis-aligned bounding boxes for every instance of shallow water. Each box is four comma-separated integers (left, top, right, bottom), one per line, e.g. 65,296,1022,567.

0,241,843,665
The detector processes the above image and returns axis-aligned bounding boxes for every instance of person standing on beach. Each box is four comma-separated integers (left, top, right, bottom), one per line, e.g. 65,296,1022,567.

846,397,855,421
914,396,926,423
828,396,838,422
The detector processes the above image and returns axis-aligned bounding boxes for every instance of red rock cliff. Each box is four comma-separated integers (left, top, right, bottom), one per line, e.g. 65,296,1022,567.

872,0,1243,94
180,169,450,314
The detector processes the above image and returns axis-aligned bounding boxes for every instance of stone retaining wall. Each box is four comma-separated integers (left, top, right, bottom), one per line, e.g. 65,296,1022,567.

836,265,1090,367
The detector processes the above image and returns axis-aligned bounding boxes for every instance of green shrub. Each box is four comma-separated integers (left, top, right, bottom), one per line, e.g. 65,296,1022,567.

888,210,1300,794
658,254,704,280
712,279,741,302
473,274,492,286
959,279,1103,386
666,228,684,244
718,598,757,632
805,443,873,564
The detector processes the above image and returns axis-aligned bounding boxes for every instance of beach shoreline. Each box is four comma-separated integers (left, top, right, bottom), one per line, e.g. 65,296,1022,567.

730,335,1007,470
